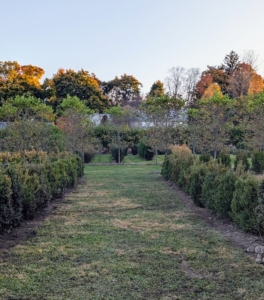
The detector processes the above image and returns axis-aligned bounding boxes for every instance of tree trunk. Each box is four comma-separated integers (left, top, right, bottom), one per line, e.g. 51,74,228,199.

5,151,9,165
118,131,121,164
155,148,158,165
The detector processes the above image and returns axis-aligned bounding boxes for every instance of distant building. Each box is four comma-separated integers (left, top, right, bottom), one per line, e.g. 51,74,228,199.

90,114,110,125
90,109,187,129
0,122,7,129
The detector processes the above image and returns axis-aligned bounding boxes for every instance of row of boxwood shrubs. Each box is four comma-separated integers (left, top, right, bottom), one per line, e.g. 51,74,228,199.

161,145,264,234
0,152,84,232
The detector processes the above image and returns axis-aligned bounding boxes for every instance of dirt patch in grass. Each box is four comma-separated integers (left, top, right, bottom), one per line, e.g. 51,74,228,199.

112,218,190,232
87,197,142,212
115,249,126,255
254,174,264,181
165,179,264,252
159,247,179,255
180,260,215,279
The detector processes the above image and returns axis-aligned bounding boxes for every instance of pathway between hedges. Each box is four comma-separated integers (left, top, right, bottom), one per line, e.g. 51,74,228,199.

1,165,264,299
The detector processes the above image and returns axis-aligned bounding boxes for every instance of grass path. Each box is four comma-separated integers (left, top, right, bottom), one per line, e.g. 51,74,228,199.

91,154,112,163
1,166,264,299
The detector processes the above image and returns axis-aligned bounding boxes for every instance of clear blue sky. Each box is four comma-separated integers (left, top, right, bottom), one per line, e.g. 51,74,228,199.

2,0,264,93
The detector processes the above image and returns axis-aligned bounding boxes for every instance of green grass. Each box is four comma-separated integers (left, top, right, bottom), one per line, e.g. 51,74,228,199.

122,154,146,164
91,154,112,163
91,153,165,165
123,154,164,165
230,154,236,168
230,154,252,168
1,165,264,299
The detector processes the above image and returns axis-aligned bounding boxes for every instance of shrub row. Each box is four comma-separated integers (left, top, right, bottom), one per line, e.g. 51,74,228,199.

138,142,154,161
161,149,264,234
0,153,84,232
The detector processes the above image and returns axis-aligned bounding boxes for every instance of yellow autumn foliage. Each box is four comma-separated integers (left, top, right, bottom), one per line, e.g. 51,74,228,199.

0,150,48,163
170,144,192,157
202,83,222,99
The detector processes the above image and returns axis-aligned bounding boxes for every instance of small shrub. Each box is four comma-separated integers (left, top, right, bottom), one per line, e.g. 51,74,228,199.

254,180,264,234
217,151,231,167
234,151,250,171
84,151,95,163
199,153,211,163
111,146,127,163
20,169,41,219
230,176,259,232
5,165,22,227
201,169,218,208
0,170,13,231
131,145,138,155
171,144,192,155
252,152,264,173
145,147,154,161
161,155,173,180
138,142,145,158
138,142,154,161
202,163,236,217
171,150,195,184
188,163,208,207
214,170,237,217
157,150,165,155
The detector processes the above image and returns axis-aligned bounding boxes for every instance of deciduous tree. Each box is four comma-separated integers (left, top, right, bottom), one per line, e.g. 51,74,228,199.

0,61,44,101
44,69,109,113
148,80,165,97
104,105,131,163
248,73,264,95
102,74,142,107
227,63,253,98
193,93,233,159
57,95,96,161
140,95,185,164
202,83,222,99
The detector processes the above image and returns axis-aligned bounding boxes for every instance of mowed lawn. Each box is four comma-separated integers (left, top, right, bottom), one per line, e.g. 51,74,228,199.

91,153,165,165
91,154,112,163
1,166,264,299
123,154,164,165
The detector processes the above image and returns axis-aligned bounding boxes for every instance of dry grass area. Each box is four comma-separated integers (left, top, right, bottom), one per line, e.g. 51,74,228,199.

1,165,264,299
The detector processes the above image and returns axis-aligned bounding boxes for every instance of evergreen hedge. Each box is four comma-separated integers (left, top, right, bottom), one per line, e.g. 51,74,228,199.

0,153,84,232
162,150,264,234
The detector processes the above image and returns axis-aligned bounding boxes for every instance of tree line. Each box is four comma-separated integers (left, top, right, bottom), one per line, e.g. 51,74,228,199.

1,50,264,165
0,61,143,113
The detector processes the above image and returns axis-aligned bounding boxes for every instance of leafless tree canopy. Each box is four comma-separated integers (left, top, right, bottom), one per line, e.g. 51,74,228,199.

242,50,262,72
165,67,200,104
